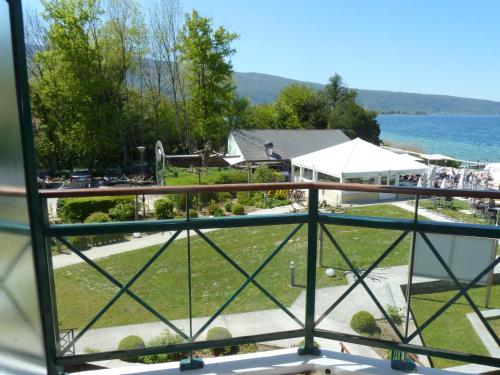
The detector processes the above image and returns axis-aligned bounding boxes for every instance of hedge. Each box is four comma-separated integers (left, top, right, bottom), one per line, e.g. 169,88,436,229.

58,196,135,223
83,212,123,247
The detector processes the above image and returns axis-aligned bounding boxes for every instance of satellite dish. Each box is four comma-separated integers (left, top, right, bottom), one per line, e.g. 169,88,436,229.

155,141,166,185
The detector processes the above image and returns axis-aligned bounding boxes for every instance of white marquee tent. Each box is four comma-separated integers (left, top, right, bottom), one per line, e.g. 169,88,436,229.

291,138,430,203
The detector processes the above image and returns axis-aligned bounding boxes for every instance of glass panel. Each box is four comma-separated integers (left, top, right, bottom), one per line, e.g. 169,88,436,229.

0,2,48,373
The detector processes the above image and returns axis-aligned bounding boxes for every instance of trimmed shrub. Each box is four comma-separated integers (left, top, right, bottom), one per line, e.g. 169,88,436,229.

175,193,196,211
214,171,247,184
118,335,146,363
217,192,233,202
109,202,135,221
224,202,232,212
351,311,379,335
188,209,198,218
140,331,187,364
68,236,90,250
206,327,236,356
84,212,123,246
232,204,245,215
154,198,174,219
58,196,135,223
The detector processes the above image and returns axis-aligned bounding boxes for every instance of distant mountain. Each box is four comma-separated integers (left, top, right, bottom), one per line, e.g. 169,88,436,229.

234,72,500,115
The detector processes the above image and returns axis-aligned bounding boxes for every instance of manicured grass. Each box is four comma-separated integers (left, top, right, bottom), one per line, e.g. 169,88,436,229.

165,167,247,186
490,318,500,336
55,204,415,330
419,198,488,225
411,286,499,368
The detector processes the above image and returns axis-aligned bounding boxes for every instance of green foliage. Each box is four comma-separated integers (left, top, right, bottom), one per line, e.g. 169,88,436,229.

188,209,198,218
232,204,245,215
179,10,239,147
84,212,123,246
350,311,379,335
224,202,232,212
206,327,236,356
58,196,134,223
208,201,224,216
386,305,404,326
236,192,254,206
325,74,380,144
108,203,135,221
275,84,327,129
140,331,187,364
154,198,174,219
118,335,146,363
253,166,284,183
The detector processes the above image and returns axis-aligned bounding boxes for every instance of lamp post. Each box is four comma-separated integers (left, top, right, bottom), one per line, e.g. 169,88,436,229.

289,261,295,287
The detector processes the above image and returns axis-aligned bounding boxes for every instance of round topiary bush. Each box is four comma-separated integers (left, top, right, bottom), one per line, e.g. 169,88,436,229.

84,211,110,223
109,202,135,221
232,204,245,215
154,198,174,219
206,327,236,356
118,335,146,363
350,311,379,335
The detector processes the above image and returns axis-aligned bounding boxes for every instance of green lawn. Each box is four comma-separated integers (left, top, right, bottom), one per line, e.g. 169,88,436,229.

419,198,488,225
55,204,415,329
164,167,247,186
490,318,500,336
411,286,500,368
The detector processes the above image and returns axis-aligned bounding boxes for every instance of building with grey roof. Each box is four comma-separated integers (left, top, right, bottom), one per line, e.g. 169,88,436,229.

225,129,350,167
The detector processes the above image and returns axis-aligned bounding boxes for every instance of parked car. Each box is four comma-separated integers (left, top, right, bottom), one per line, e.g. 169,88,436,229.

70,168,93,187
103,166,125,186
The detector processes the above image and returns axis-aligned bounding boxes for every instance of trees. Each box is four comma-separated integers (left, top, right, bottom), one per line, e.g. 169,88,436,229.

178,10,238,148
325,74,380,144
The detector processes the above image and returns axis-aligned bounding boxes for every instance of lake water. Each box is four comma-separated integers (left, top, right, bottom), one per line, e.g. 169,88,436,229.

377,115,500,163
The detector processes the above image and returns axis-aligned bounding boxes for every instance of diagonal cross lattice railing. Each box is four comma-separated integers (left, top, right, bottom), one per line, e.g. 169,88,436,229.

316,224,407,342
190,223,304,340
30,183,500,371
55,231,188,354
406,232,500,346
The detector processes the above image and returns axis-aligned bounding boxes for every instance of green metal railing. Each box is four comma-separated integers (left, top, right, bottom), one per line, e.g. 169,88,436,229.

35,183,500,371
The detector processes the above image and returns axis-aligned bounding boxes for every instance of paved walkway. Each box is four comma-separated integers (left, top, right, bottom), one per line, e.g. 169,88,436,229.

52,205,293,269
72,264,439,364
391,201,455,223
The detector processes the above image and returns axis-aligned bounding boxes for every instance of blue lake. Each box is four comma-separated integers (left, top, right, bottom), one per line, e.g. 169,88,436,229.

377,115,500,163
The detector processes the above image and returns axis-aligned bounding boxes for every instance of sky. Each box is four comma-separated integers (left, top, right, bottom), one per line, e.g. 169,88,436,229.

23,0,500,101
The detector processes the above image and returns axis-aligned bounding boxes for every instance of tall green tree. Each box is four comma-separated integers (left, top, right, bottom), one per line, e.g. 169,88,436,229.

324,73,380,144
179,10,238,148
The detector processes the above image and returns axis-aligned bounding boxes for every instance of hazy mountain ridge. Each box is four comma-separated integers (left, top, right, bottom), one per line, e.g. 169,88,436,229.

234,72,500,115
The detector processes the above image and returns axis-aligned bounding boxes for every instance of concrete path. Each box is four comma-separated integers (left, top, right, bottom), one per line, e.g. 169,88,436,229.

391,201,455,223
52,205,293,269
72,264,440,362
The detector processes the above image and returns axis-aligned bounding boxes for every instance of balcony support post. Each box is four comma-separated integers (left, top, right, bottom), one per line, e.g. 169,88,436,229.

299,188,321,355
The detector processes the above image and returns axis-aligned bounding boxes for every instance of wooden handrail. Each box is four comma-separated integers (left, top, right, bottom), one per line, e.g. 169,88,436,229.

0,185,26,197
38,181,500,199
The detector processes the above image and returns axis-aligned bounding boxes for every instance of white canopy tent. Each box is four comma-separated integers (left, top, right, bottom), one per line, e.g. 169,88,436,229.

291,138,429,203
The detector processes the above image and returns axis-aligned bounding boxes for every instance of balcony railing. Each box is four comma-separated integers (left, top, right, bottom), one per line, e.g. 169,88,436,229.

29,182,500,372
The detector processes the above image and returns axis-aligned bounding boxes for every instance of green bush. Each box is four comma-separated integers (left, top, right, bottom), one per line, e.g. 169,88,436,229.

188,209,198,218
224,202,232,212
109,202,135,221
206,327,236,356
232,204,245,215
214,171,247,184
236,191,254,206
117,335,146,363
154,198,174,219
68,236,90,250
253,165,284,183
84,212,123,246
175,193,196,211
140,331,187,364
386,305,404,325
208,201,224,216
58,196,134,223
351,311,379,335
217,192,233,202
